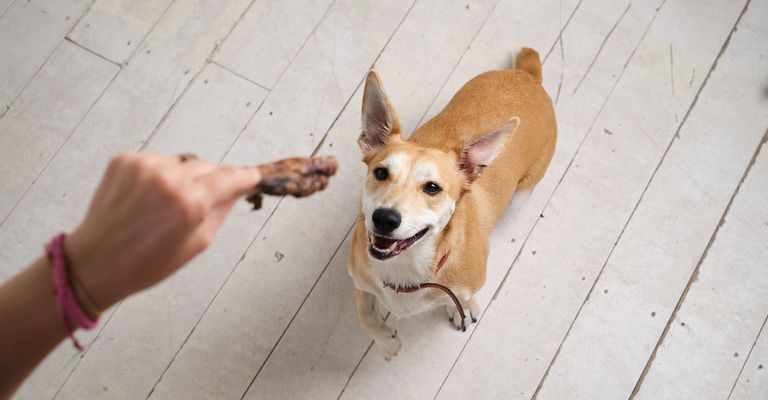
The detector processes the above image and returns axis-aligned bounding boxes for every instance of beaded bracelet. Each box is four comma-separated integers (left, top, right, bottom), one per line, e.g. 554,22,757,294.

46,233,99,352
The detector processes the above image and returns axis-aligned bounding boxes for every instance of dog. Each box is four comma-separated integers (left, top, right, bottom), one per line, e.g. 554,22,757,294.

347,48,557,359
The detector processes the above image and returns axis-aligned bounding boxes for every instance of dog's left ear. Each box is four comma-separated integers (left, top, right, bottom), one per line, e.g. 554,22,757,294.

359,71,401,155
459,118,519,184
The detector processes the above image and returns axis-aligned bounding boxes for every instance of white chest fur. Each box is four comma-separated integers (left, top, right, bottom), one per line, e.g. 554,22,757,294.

366,237,444,318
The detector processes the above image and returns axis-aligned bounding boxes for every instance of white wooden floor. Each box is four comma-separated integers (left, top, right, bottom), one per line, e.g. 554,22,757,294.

1,0,767,399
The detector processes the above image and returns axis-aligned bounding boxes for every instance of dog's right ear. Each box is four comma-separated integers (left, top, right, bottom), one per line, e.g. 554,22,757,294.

359,71,400,154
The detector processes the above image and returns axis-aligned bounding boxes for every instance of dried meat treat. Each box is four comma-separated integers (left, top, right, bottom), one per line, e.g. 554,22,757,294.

246,156,338,210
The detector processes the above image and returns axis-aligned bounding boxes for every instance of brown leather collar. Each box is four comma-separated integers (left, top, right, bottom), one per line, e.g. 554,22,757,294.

382,251,467,329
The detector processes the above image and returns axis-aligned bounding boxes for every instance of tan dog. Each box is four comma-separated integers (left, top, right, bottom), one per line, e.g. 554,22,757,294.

347,48,556,359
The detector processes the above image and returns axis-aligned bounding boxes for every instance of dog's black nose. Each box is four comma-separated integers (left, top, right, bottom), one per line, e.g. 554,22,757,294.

372,208,401,233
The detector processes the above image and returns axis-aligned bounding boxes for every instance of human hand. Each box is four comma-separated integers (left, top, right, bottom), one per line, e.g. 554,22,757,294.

64,153,261,310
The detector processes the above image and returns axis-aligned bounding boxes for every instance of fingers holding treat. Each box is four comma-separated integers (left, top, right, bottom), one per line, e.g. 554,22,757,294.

246,156,338,210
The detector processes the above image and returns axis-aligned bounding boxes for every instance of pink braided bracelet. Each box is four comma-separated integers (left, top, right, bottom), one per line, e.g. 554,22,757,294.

46,233,98,352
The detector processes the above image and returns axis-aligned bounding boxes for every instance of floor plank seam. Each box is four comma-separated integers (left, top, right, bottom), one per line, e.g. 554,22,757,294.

63,36,121,67
571,2,631,96
63,0,98,39
217,0,339,164
210,61,271,92
144,194,286,400
413,0,502,130
139,0,260,152
0,0,16,20
48,306,121,400
625,4,759,391
205,0,260,65
542,0,584,64
337,312,393,400
307,0,420,159
60,0,102,60
727,312,768,399
433,1,669,398
64,0,175,67
238,223,356,400
0,0,95,120
337,340,376,400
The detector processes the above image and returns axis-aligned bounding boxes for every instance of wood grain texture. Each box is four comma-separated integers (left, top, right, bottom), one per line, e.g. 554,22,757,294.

730,321,768,400
0,0,89,114
537,0,767,398
634,139,768,399
67,0,174,64
214,0,335,89
0,41,118,225
436,0,749,398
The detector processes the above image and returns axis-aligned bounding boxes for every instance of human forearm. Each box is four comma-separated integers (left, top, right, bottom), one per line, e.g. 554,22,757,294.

0,256,66,399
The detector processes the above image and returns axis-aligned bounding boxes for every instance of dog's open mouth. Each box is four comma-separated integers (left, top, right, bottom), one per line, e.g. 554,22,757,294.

368,227,429,260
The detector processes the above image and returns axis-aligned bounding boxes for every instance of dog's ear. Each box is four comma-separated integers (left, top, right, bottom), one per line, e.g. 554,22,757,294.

359,71,400,154
459,118,519,184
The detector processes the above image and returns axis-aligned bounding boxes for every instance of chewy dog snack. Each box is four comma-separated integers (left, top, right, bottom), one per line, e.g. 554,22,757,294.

246,156,338,210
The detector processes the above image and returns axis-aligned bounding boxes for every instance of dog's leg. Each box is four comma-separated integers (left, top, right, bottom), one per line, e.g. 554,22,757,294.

355,289,401,360
446,296,479,332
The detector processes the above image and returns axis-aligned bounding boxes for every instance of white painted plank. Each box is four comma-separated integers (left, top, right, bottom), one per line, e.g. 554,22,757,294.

537,1,768,398
341,0,669,398
0,0,90,114
119,1,415,398
435,0,750,398
214,0,334,89
68,0,174,65
0,41,118,224
730,322,768,400
239,0,502,398
5,1,255,398
634,140,768,399
51,63,267,400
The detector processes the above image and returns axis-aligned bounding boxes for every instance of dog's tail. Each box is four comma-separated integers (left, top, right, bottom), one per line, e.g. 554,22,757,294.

514,48,542,83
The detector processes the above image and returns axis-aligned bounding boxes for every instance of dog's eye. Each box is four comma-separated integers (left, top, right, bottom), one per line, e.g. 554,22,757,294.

423,182,442,195
373,167,389,181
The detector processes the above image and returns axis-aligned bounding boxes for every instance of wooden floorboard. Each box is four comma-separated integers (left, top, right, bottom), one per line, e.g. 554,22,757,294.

535,0,767,397
633,134,768,399
1,0,766,399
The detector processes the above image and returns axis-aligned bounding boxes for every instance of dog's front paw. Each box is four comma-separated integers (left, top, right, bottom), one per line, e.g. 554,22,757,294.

375,329,401,360
447,301,478,332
